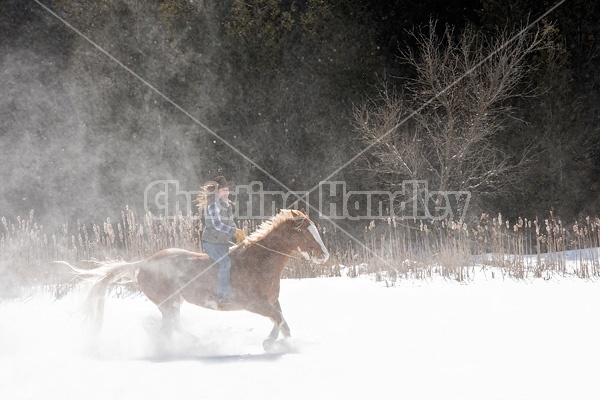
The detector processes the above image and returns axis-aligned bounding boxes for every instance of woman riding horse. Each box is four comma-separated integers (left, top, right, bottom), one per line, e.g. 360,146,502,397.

78,208,329,351
197,176,244,304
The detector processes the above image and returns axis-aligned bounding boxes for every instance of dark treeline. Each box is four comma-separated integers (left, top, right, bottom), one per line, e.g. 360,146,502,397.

0,0,598,233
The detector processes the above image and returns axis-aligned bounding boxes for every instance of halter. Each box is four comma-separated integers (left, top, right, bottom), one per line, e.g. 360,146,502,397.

294,219,318,258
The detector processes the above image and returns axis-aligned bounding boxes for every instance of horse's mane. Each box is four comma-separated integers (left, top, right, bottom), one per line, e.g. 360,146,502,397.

228,209,310,258
243,209,298,247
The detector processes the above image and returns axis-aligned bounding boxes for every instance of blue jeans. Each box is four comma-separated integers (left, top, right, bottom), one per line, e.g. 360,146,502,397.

203,242,231,302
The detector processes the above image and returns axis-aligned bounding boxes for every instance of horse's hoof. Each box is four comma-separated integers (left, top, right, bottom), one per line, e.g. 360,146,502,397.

262,338,295,354
263,338,275,352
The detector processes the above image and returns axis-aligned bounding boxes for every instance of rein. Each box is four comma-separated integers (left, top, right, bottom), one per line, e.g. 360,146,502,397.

249,241,305,261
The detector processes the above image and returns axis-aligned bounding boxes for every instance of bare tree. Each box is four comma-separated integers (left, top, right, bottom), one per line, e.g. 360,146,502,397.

355,20,553,217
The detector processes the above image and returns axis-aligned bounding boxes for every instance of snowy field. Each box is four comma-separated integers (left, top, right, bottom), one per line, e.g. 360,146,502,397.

1,272,600,400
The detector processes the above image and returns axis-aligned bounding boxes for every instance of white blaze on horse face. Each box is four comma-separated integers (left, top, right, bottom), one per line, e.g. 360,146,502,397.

297,247,311,261
307,223,329,264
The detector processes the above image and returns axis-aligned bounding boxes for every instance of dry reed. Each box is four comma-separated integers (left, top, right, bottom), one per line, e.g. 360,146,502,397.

2,207,599,298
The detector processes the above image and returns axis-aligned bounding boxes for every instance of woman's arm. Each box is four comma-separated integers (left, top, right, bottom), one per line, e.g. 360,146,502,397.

206,202,236,235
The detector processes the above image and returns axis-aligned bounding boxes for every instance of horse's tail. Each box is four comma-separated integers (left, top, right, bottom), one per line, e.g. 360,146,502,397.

57,260,142,331
87,261,142,331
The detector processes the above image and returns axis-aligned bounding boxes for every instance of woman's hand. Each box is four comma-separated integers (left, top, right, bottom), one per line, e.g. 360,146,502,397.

235,228,246,244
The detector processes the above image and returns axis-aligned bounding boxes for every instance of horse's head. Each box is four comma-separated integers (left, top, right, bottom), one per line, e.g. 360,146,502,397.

289,209,329,264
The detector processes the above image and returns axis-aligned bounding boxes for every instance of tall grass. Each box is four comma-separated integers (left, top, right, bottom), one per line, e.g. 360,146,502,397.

356,211,600,284
1,208,599,297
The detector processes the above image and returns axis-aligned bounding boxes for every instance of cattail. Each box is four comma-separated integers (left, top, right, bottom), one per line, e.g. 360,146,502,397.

93,224,101,243
145,211,153,227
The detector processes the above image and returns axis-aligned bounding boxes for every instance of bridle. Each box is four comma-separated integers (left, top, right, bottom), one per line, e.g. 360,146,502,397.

294,219,318,259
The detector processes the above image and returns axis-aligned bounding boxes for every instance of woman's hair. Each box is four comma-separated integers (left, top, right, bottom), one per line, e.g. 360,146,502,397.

196,181,218,211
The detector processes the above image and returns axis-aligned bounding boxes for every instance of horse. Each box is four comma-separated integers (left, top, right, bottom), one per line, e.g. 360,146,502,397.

75,209,329,351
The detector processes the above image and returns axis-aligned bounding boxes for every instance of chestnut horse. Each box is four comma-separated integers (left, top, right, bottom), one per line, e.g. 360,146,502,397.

80,209,329,351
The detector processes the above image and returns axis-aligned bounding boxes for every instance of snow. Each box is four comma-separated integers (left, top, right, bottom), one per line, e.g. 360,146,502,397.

1,273,600,400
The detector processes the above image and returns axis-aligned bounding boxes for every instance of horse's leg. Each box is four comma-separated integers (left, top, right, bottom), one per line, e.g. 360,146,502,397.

246,299,286,351
274,299,291,338
158,295,182,336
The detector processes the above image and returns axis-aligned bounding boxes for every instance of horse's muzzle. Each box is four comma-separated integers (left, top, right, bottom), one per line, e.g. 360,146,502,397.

311,250,329,264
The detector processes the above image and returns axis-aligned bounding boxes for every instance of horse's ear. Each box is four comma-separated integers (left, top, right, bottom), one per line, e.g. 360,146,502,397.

300,208,306,215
